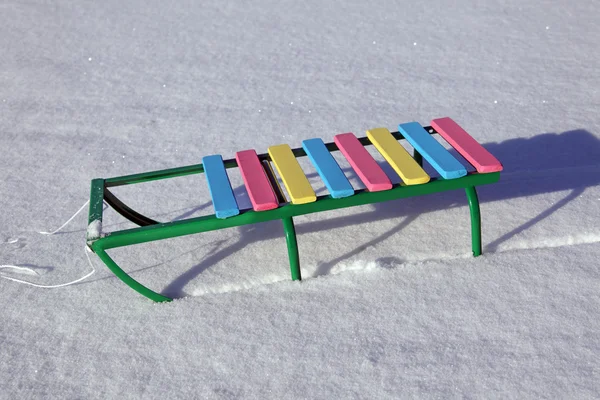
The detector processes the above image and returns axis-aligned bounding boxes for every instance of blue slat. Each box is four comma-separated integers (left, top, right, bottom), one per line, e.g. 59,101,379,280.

302,138,354,198
398,122,467,179
202,155,240,219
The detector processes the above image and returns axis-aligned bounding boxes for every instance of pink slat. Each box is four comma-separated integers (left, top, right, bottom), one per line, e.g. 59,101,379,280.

235,150,279,211
431,117,503,173
334,133,392,192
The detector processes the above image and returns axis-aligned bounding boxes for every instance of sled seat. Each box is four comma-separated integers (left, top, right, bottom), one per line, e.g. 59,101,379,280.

302,138,354,199
202,155,240,219
86,117,503,303
235,150,278,211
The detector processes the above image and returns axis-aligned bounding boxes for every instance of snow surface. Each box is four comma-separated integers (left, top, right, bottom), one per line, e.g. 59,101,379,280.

87,219,102,241
1,0,600,398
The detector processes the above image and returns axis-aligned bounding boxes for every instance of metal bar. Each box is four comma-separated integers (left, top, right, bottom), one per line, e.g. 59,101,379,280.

413,149,423,167
94,246,172,302
103,188,160,226
282,217,301,280
103,127,437,187
262,160,288,204
465,186,482,256
104,163,206,187
87,179,105,241
91,172,500,251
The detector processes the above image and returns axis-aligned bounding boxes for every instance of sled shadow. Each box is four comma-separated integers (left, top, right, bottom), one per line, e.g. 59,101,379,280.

161,128,600,298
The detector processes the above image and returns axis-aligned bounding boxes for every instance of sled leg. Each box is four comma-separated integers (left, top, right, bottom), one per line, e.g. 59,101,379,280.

94,246,172,302
282,217,301,281
465,186,482,257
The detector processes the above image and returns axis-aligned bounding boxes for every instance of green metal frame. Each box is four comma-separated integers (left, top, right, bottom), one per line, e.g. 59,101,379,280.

87,127,500,302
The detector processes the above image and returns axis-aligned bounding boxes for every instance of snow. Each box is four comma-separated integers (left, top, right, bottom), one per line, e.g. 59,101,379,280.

87,220,102,241
1,0,600,398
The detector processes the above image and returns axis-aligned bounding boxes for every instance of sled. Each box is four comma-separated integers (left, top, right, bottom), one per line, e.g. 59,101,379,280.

86,117,503,302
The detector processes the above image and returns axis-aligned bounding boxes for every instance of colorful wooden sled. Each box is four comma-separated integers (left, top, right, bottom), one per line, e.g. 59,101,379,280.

86,117,503,302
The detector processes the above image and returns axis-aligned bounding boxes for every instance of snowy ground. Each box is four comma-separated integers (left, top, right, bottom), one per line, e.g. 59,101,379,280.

1,0,599,398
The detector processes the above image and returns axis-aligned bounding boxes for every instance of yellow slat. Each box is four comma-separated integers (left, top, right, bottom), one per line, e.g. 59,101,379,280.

267,144,316,204
367,128,430,185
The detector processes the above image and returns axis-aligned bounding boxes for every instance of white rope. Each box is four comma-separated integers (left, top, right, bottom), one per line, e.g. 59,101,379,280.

39,200,90,235
1,199,98,289
0,247,95,288
0,265,39,276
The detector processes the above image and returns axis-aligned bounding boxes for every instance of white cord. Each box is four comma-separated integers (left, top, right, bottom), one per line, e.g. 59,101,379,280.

0,247,96,288
39,200,90,235
1,200,98,289
0,265,38,276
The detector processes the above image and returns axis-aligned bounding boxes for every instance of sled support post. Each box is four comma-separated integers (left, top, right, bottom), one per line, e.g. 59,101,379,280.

282,217,301,281
87,179,105,241
465,186,482,257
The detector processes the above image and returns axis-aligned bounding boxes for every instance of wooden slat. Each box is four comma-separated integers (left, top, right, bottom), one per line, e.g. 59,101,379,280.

398,122,467,179
202,155,240,219
302,138,354,198
334,132,392,192
367,127,430,185
235,150,279,211
267,144,317,204
431,117,503,173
